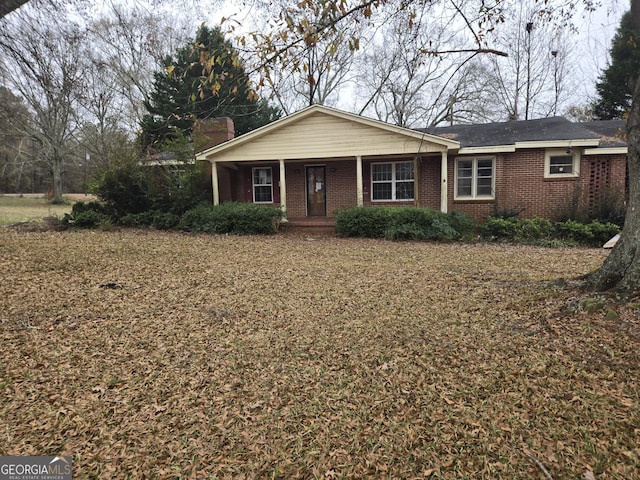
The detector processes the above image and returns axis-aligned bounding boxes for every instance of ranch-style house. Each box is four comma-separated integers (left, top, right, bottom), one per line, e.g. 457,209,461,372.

195,105,627,230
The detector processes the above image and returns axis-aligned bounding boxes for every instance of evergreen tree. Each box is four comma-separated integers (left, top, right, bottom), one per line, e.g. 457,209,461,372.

139,25,280,152
593,11,640,120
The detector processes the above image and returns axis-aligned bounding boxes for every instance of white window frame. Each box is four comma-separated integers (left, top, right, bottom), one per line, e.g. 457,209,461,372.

454,157,495,200
370,161,414,202
252,167,273,204
545,148,580,178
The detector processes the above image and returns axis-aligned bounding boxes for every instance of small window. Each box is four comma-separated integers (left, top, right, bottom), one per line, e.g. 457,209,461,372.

455,157,495,200
371,161,414,201
545,149,580,178
253,167,273,203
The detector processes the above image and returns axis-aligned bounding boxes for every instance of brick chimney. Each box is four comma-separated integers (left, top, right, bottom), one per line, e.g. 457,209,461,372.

194,118,235,152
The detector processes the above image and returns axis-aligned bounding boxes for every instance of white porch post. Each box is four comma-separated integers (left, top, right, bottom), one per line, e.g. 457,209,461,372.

440,151,448,213
356,155,363,207
211,160,219,205
279,159,287,220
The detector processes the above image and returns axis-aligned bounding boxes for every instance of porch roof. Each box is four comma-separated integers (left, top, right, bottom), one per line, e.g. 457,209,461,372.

195,104,459,163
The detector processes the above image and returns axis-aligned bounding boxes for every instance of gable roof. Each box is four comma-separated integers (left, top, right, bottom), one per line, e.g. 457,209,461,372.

422,116,626,153
196,104,459,162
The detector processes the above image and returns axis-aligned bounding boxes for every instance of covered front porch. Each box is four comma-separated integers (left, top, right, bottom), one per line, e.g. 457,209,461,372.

196,105,460,222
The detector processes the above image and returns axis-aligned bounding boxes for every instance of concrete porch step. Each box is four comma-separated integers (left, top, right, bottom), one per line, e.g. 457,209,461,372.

280,217,337,234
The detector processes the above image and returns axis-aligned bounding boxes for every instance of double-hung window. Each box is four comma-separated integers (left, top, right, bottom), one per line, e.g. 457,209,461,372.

253,167,273,203
455,157,495,199
371,161,414,201
545,149,579,178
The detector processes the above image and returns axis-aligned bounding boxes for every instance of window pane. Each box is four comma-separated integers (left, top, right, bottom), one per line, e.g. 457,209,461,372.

477,166,493,178
396,181,414,200
254,185,272,202
457,178,472,196
254,168,272,186
395,162,414,181
372,164,392,182
476,178,493,196
373,182,392,200
457,160,473,178
549,156,573,174
477,159,493,170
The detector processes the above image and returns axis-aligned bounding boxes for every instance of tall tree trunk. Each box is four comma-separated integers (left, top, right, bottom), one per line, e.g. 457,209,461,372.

51,156,64,204
586,0,640,291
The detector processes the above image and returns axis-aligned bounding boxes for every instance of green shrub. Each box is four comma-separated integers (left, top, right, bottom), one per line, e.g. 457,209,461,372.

385,223,427,241
480,217,519,239
69,201,108,217
447,210,477,241
335,207,392,238
72,209,110,228
336,207,474,242
517,217,554,242
91,159,151,218
481,215,621,247
228,203,283,235
62,201,111,228
554,219,594,244
120,211,181,230
587,220,621,247
423,217,459,241
179,203,282,235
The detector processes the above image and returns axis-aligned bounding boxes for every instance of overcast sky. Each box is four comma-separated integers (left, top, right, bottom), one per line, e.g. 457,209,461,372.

575,1,626,99
200,0,628,114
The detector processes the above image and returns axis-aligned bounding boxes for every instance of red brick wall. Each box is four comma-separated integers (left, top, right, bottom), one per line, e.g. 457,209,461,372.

223,151,627,223
232,161,358,218
283,161,359,218
418,156,443,210
326,160,358,215
285,165,306,218
447,150,627,222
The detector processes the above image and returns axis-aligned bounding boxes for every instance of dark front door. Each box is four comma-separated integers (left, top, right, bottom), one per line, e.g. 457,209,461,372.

306,166,326,216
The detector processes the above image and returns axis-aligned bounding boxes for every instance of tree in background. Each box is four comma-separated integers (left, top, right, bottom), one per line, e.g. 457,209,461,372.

0,7,84,203
0,87,42,193
88,2,193,133
254,0,361,114
482,0,574,121
354,4,493,127
593,11,640,120
139,25,280,153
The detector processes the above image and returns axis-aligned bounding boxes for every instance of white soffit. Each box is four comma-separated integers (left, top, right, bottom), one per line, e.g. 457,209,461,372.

514,139,600,149
458,145,516,154
584,147,628,155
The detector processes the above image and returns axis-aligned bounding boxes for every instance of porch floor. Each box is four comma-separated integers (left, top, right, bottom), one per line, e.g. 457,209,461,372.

280,217,337,235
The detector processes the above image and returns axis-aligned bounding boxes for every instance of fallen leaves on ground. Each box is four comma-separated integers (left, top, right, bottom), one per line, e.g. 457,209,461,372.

0,229,638,479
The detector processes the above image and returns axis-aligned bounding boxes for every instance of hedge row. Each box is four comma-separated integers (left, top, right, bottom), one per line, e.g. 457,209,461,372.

335,207,476,241
64,201,620,247
63,201,283,235
480,216,620,247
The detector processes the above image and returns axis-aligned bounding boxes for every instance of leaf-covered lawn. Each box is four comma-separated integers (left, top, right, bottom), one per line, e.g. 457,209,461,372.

1,229,638,479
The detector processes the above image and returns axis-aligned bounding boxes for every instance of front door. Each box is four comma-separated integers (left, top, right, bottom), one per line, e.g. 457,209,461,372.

306,166,326,216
